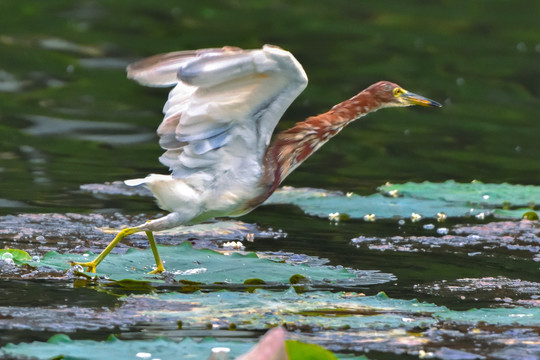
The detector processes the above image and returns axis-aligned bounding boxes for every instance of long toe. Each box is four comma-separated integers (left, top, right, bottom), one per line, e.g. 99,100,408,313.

70,261,97,273
148,264,165,274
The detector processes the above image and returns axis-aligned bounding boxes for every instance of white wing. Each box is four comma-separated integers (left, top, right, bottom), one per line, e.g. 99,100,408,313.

127,45,308,180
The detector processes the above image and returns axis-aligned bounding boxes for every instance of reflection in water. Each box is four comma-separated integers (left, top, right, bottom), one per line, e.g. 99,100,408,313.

0,69,23,92
79,58,130,70
19,145,50,185
39,38,103,56
0,198,31,208
23,114,155,145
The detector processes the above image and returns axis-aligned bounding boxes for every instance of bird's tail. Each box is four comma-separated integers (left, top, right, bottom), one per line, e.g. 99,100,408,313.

124,178,147,187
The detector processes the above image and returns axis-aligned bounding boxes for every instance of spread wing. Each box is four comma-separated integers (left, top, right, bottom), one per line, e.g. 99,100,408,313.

127,45,308,179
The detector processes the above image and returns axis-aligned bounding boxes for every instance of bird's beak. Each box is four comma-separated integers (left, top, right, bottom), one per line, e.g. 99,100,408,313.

400,91,442,107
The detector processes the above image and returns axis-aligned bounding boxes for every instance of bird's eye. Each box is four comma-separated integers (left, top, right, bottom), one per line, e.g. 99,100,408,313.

393,88,404,97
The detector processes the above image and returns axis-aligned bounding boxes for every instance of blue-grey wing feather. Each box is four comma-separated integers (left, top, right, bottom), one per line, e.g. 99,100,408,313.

127,45,308,180
189,130,230,155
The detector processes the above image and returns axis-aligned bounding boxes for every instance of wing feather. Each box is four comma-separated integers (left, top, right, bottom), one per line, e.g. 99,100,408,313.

128,45,308,180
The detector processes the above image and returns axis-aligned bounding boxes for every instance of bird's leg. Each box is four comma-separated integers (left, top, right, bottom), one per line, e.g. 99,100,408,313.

70,227,142,273
72,213,183,273
145,231,165,274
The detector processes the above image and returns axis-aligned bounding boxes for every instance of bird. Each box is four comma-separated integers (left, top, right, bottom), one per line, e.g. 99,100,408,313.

71,45,441,273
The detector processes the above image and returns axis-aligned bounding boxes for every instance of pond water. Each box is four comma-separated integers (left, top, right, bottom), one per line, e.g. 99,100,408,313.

1,1,539,359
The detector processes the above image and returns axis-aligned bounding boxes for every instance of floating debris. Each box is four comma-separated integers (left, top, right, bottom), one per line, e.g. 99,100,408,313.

351,220,540,259
436,227,449,235
475,212,485,220
363,214,376,222
415,276,540,307
328,212,340,222
437,212,447,222
222,241,245,250
0,213,287,258
328,212,350,223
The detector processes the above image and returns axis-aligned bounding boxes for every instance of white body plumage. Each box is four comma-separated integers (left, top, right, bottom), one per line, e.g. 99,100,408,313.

125,45,308,231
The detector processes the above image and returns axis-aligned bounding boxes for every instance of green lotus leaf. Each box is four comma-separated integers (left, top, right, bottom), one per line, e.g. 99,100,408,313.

266,181,540,220
2,335,252,360
0,248,32,264
286,340,340,360
1,333,365,360
23,242,392,286
117,289,540,330
378,180,540,206
494,208,539,219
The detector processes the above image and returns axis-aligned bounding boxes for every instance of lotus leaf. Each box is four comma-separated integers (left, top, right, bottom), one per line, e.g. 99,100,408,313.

265,182,540,220
22,242,392,286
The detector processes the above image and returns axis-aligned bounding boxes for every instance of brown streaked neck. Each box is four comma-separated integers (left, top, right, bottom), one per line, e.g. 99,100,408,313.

260,89,384,199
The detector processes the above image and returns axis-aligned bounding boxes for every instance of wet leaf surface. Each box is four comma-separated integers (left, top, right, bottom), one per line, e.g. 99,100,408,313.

0,249,31,264
3,289,540,359
21,242,393,287
1,333,366,360
2,336,256,360
266,183,539,220
0,213,393,288
378,180,540,208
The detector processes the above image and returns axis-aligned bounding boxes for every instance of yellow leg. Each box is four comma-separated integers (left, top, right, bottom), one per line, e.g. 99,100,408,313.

146,231,165,274
71,227,141,273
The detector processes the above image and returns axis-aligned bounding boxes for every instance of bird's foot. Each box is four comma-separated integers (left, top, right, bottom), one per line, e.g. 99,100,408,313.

148,262,165,274
70,261,98,273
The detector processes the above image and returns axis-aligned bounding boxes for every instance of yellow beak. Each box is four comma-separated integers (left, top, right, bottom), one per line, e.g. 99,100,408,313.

400,91,442,107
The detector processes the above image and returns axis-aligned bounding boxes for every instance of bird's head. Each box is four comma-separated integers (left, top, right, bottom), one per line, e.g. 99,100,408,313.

368,81,442,108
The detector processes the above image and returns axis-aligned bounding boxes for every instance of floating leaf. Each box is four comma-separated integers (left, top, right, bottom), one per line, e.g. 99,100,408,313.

2,335,254,360
493,208,539,219
2,288,540,358
286,340,340,360
118,289,540,331
266,182,540,220
0,249,32,264
266,187,485,219
22,242,393,286
117,290,540,357
1,330,364,360
378,180,540,207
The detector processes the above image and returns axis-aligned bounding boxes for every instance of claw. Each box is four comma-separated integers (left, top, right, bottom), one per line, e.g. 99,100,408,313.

148,262,165,274
70,261,97,273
